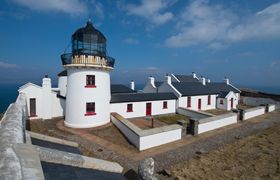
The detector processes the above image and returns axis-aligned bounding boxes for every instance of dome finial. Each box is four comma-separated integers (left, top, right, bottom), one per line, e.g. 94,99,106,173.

87,18,93,26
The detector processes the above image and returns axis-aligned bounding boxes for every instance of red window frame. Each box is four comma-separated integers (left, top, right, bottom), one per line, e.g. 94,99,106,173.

163,101,168,109
187,96,191,107
127,104,133,112
220,99,224,105
85,102,96,116
85,75,96,88
208,95,211,105
29,98,37,117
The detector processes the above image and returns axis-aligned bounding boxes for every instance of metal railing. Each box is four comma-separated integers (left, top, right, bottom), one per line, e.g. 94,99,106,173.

61,53,115,68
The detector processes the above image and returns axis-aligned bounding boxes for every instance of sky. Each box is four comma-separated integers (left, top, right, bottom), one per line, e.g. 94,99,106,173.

0,0,280,88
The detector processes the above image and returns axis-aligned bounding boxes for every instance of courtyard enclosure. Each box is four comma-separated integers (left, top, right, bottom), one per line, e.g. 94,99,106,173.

241,106,266,120
267,104,276,112
111,113,182,151
190,113,238,135
177,107,213,120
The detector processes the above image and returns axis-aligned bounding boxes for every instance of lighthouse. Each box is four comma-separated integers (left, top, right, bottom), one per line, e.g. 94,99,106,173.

61,20,115,128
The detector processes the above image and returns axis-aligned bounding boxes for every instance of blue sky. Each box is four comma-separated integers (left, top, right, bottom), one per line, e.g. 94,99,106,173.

0,0,280,88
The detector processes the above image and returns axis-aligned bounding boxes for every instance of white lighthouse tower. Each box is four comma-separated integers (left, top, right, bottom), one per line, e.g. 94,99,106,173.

61,20,115,128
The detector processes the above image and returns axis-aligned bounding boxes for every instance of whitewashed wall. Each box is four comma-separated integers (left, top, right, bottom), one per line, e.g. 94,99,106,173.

178,95,216,111
65,68,111,128
111,113,182,151
139,127,181,151
217,98,227,110
58,76,67,97
243,106,265,120
268,104,276,112
52,93,65,117
111,114,140,149
18,84,43,119
198,113,237,134
18,83,65,119
110,99,176,118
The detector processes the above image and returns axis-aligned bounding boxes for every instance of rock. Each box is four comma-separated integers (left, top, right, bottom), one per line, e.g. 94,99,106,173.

138,158,157,180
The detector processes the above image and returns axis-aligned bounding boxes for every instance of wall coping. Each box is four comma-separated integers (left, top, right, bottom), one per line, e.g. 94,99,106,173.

244,106,265,113
177,107,215,117
111,112,182,137
197,113,237,124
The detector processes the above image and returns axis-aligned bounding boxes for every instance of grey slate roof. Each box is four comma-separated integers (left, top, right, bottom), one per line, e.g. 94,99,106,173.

174,75,199,82
111,84,136,94
154,81,163,87
58,70,67,77
172,82,218,96
218,91,230,98
207,83,240,93
111,92,177,103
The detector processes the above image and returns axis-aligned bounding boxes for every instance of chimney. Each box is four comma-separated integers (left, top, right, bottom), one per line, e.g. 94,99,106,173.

42,75,51,90
200,76,206,86
192,72,197,78
165,74,172,84
130,80,135,90
224,77,229,85
149,76,155,87
207,78,211,83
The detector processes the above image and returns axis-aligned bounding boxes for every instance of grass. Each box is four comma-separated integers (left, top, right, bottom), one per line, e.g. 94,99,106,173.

155,114,190,125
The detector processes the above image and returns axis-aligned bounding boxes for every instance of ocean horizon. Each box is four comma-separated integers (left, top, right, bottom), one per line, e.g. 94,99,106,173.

0,83,279,113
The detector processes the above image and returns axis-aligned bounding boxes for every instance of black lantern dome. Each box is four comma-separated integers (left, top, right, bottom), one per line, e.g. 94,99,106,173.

61,20,115,69
71,20,107,57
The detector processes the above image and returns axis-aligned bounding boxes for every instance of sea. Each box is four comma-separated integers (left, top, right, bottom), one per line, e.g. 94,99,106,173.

0,83,279,113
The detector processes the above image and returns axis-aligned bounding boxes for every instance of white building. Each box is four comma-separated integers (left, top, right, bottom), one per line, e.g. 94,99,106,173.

17,20,241,129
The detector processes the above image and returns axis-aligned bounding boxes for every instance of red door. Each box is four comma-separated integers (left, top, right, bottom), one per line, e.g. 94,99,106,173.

30,98,36,117
198,99,201,110
230,98,234,109
146,103,152,116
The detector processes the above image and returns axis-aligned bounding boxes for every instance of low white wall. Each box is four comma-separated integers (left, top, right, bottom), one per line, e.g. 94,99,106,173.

177,107,213,120
139,128,181,151
111,114,140,149
243,106,265,120
268,104,276,112
197,113,237,134
111,113,181,151
110,99,176,119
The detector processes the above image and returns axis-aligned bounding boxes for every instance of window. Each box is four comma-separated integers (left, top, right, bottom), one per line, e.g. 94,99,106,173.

29,98,37,117
163,101,168,109
187,96,191,107
85,102,96,116
208,95,211,105
127,104,133,112
220,99,224,105
85,75,96,88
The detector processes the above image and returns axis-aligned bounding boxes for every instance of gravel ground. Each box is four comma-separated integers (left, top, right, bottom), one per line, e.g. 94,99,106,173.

169,121,280,179
28,110,280,177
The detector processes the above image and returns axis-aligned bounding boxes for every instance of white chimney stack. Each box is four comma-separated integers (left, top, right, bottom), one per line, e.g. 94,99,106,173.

149,76,155,87
207,78,211,83
224,77,229,85
130,80,135,90
42,75,52,119
200,76,206,86
165,74,172,84
192,72,197,78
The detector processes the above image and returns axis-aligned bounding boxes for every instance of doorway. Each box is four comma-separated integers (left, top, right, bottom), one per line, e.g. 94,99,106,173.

146,103,152,116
